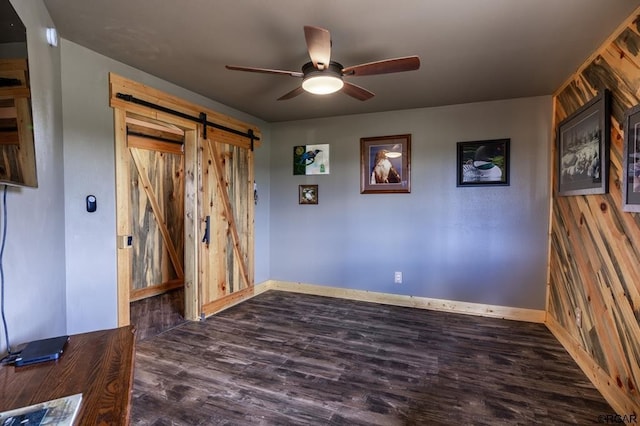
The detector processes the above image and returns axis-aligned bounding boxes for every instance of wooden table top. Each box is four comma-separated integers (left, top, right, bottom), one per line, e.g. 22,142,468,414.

0,326,135,425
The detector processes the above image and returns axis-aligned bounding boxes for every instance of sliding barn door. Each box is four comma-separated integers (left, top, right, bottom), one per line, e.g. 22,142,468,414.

111,73,261,325
199,135,254,317
127,120,185,301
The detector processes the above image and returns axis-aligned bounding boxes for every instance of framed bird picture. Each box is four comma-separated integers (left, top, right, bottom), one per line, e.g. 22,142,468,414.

456,138,510,187
293,144,330,175
360,134,411,194
299,185,318,204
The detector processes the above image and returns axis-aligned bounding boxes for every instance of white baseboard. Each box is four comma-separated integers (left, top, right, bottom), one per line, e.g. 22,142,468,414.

257,280,546,323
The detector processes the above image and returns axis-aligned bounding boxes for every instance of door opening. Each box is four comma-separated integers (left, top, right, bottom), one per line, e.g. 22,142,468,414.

126,116,187,340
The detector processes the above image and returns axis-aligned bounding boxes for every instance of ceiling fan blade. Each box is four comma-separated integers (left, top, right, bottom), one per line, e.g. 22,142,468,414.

226,65,303,78
277,86,306,101
304,25,331,70
342,56,420,76
342,81,375,101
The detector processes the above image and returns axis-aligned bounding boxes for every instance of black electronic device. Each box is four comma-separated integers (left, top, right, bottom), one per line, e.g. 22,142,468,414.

14,335,69,367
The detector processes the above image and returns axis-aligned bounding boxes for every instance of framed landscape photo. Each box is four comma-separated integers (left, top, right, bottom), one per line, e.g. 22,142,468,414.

556,89,610,196
622,103,640,212
299,184,318,204
456,138,510,187
360,134,411,194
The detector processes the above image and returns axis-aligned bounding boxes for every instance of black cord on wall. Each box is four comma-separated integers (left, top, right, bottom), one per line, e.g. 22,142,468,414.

0,185,11,355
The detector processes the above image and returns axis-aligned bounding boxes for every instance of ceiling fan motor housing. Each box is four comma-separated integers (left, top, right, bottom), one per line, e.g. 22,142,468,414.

302,61,343,77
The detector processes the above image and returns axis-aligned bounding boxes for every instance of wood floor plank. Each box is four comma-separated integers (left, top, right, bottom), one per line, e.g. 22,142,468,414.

131,291,614,425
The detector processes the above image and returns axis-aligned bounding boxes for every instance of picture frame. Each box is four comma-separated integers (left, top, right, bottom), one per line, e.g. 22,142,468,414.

622,103,640,212
456,138,510,187
360,134,411,194
299,184,318,204
556,89,610,196
293,144,330,175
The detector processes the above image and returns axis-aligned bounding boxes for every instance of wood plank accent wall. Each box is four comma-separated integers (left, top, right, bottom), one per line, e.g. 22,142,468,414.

549,12,640,415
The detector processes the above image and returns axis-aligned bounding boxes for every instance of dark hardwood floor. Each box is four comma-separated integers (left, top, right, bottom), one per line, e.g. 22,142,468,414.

131,288,187,341
131,291,613,425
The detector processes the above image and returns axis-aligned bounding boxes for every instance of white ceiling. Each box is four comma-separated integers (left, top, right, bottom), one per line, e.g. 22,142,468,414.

42,0,640,123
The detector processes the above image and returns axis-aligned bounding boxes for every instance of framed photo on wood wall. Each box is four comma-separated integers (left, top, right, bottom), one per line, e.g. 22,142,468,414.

556,89,610,196
456,139,510,187
622,103,640,212
360,134,411,194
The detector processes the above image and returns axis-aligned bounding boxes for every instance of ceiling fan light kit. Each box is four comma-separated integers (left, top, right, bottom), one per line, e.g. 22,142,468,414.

302,75,343,94
226,25,420,101
301,61,344,95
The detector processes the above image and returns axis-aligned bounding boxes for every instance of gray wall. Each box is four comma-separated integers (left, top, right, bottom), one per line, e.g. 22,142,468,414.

4,0,66,352
60,40,270,334
270,96,552,309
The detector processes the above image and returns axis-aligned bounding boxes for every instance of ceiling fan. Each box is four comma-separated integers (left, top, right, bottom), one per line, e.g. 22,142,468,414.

226,25,420,101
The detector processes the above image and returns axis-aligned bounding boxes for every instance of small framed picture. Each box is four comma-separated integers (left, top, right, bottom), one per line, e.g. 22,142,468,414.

299,184,318,204
456,138,510,187
360,134,411,194
556,89,610,196
622,103,640,212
